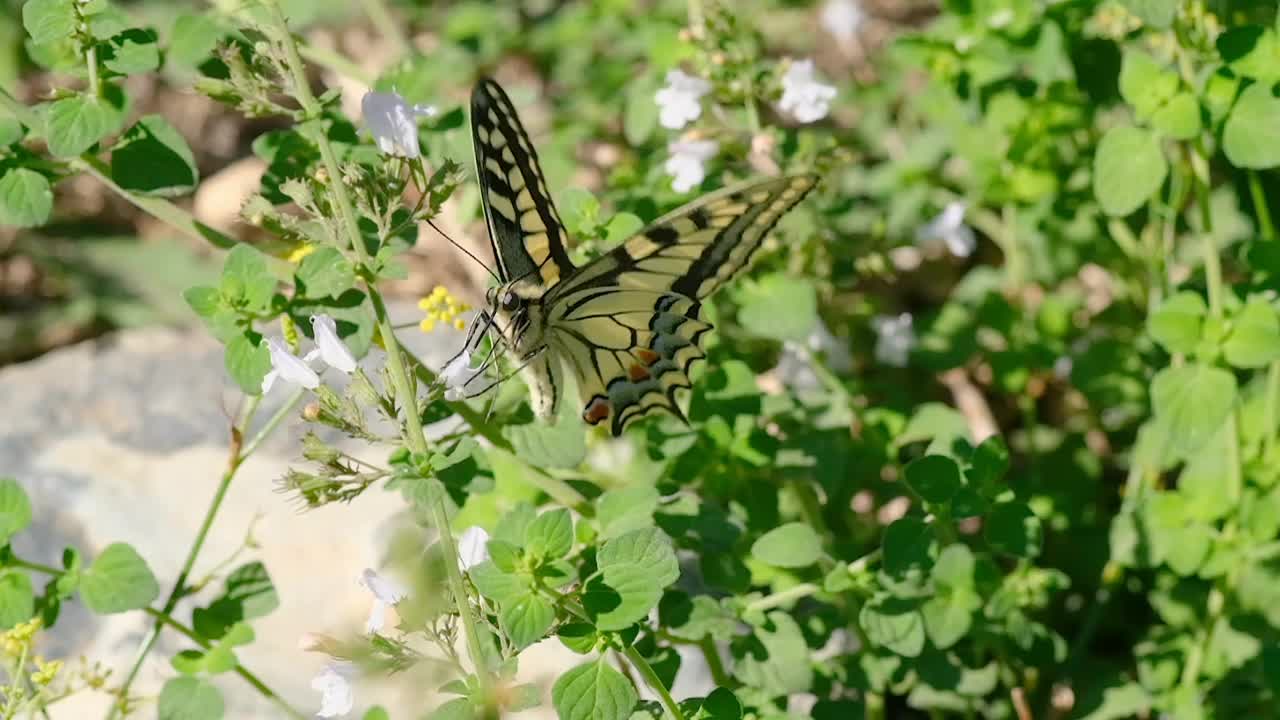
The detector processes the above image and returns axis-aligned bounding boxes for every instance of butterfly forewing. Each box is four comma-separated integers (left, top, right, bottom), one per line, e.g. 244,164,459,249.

470,78,576,288
546,174,819,435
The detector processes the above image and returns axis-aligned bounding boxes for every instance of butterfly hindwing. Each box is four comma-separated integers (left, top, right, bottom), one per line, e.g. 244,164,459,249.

545,174,818,434
471,78,576,288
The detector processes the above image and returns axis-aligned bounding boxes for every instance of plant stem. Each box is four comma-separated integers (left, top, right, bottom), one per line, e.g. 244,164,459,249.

1002,203,1022,290
263,0,428,456
622,646,687,720
359,0,410,59
107,390,302,720
697,636,733,688
427,490,493,699
1192,150,1222,319
1249,170,1275,240
142,609,305,719
10,559,60,576
85,45,100,98
745,583,819,613
4,640,29,718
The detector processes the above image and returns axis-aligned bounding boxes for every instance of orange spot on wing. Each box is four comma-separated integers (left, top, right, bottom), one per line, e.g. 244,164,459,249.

636,348,660,366
628,363,651,382
583,397,610,425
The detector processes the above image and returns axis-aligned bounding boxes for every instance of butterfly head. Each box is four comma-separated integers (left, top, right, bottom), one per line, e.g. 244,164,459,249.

484,282,545,352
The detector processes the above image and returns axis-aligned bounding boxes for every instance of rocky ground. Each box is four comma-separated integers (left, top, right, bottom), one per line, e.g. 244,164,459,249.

0,303,580,718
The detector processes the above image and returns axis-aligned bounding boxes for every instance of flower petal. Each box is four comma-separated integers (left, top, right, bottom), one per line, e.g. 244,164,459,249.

311,314,358,374
457,526,491,571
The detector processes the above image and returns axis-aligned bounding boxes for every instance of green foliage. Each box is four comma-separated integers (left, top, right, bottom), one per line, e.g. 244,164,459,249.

78,542,160,614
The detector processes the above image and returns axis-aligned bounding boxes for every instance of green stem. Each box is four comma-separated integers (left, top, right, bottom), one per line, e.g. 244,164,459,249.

1002,203,1022,290
743,73,761,135
9,559,60,576
697,636,732,688
1249,170,1275,240
4,640,29,718
427,490,493,699
745,583,819,613
1192,149,1222,319
243,389,306,457
263,0,428,456
109,391,299,720
359,0,410,59
85,45,100,98
142,609,305,719
402,351,592,515
621,646,687,720
298,42,375,86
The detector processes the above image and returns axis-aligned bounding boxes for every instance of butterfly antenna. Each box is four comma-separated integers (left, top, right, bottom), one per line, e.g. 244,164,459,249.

460,345,548,400
425,218,502,283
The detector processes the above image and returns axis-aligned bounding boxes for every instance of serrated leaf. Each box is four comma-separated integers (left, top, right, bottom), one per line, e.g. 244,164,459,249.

552,660,638,720
732,611,813,695
1224,83,1280,170
501,592,556,649
168,13,228,68
224,334,271,396
158,677,224,720
22,0,76,46
904,455,962,504
596,483,659,539
503,400,586,470
882,517,937,580
220,245,276,312
558,622,600,654
79,542,159,614
1151,92,1201,140
587,527,679,630
860,594,925,657
469,561,528,605
0,478,32,545
1150,364,1237,456
1147,292,1206,355
1224,299,1280,368
1094,125,1167,216
111,115,199,196
524,508,573,560
750,522,821,568
296,246,355,299
45,91,126,158
103,28,160,74
0,168,53,228
0,571,34,629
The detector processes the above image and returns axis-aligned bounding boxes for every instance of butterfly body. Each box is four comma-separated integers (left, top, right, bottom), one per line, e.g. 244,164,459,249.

468,78,818,436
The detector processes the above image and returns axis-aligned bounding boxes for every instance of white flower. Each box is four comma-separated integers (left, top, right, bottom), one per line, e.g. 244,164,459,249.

311,662,356,718
778,59,837,124
654,70,712,130
821,0,866,47
457,526,490,571
310,314,357,374
916,201,976,258
361,91,438,159
664,139,719,193
261,337,320,394
440,348,489,402
358,569,407,635
873,313,915,368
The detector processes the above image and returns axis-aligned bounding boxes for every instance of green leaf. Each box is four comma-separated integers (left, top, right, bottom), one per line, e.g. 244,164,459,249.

501,592,556,649
750,522,822,568
1119,0,1175,28
1224,299,1280,368
503,399,586,470
587,527,680,630
103,28,160,74
882,517,937,580
1118,50,1178,119
1223,83,1280,170
0,478,32,545
469,561,527,605
903,455,962,504
22,0,76,46
80,542,160,614
1150,92,1201,140
0,571,34,629
860,594,925,657
1147,292,1206,355
552,659,638,720
1217,25,1280,83
192,562,279,640
966,435,1009,491
736,274,818,342
110,115,199,197
0,118,24,147
426,698,474,720
45,91,127,158
295,246,355,299
733,611,813,695
168,14,228,68
158,677,224,720
0,168,53,228
557,623,600,654
1093,125,1167,217
1150,364,1237,456
604,212,645,245
224,334,271,396
559,187,601,235
921,545,980,649
524,508,574,561
596,483,659,539
984,502,1042,558
220,245,276,313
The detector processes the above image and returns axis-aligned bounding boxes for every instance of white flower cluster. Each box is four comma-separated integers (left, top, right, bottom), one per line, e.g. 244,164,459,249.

262,315,357,394
916,201,976,258
360,90,438,159
305,526,492,717
778,60,838,124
